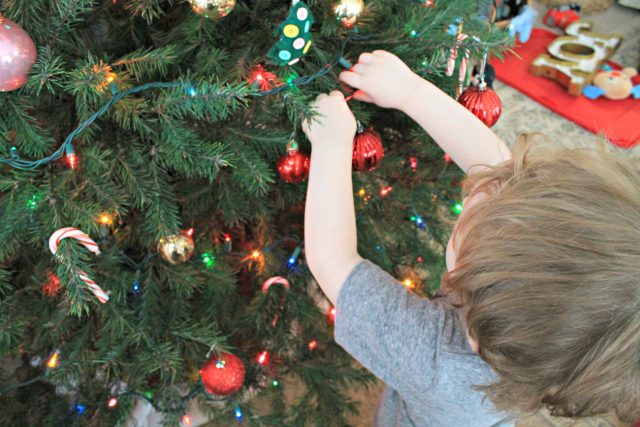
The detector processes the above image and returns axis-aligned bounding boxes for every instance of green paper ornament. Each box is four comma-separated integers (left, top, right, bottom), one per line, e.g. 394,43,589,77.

267,1,314,66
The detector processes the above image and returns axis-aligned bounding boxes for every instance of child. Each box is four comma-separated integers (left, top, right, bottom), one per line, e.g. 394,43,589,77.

303,50,640,426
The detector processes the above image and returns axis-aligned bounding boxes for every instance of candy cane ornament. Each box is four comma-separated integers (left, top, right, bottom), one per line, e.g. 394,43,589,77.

262,276,290,327
49,227,110,303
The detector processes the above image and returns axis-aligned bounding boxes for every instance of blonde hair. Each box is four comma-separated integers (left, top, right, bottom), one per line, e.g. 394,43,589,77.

443,134,640,422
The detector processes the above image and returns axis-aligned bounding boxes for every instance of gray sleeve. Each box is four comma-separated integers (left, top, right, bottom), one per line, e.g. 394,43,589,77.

334,260,451,394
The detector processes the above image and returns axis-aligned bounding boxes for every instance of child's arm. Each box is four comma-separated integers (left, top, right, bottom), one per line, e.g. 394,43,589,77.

303,91,362,305
340,50,511,174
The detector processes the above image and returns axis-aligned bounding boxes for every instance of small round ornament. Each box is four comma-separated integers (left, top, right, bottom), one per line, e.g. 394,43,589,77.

458,82,502,128
352,126,384,172
158,231,195,265
335,0,365,28
0,18,37,92
277,140,310,183
201,352,246,396
188,0,236,20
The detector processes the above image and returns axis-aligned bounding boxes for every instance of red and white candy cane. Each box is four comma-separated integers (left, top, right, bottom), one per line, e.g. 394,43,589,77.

456,37,470,98
262,276,290,327
49,227,110,304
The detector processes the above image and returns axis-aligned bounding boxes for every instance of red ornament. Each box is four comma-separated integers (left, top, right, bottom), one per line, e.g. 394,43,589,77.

201,352,246,396
277,141,310,183
0,18,37,92
458,83,502,128
352,127,384,172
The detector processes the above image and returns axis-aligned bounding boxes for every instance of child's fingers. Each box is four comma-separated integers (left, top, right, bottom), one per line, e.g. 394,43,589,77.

352,63,368,75
372,49,393,58
352,90,374,103
339,71,363,89
358,52,376,64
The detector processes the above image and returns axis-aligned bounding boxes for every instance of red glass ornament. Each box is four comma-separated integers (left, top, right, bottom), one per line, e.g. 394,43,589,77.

352,127,384,172
277,143,310,183
0,18,37,92
200,352,246,396
458,83,502,128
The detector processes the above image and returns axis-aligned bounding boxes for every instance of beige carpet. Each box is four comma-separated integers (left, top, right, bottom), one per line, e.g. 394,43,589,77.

347,2,640,426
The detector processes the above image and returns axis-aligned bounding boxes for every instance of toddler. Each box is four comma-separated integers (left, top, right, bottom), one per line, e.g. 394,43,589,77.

303,51,640,426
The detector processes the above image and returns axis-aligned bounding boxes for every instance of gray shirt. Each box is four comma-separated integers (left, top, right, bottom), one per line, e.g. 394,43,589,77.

335,260,515,427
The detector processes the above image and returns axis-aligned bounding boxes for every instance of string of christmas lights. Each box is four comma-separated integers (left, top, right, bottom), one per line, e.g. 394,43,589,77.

0,33,368,172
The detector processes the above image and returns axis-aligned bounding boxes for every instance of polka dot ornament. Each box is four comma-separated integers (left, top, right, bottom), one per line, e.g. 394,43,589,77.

267,1,314,66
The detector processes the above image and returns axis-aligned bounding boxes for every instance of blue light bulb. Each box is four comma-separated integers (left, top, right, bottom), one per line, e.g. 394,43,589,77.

75,404,86,414
132,280,140,294
234,406,243,421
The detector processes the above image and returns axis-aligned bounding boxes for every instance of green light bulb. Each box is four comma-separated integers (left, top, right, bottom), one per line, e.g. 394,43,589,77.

451,202,463,215
201,253,216,268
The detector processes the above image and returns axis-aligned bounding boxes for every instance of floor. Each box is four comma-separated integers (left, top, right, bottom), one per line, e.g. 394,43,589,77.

347,2,640,426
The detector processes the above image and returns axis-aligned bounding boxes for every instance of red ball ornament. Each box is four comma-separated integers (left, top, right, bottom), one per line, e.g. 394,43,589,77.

458,83,502,128
200,352,246,396
277,141,310,183
0,18,37,92
353,127,384,172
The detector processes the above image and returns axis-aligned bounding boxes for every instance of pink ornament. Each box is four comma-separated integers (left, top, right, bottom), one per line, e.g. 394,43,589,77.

0,18,37,92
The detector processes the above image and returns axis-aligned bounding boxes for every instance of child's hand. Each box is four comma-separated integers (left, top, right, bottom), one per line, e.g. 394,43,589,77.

339,50,422,111
303,91,357,146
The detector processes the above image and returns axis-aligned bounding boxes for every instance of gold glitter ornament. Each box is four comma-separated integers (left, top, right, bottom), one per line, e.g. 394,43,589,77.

188,0,236,20
335,0,365,28
158,232,195,265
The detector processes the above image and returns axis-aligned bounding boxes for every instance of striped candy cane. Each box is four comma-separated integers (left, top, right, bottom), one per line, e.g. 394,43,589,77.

262,276,290,327
457,35,470,97
49,227,110,303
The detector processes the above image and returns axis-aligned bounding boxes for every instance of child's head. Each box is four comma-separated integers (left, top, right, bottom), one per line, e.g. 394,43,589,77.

443,134,640,422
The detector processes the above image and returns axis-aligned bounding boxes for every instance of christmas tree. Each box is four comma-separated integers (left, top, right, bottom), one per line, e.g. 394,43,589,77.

0,0,508,425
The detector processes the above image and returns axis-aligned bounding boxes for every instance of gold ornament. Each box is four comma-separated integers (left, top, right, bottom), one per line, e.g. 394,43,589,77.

335,0,365,28
158,233,195,265
188,0,236,20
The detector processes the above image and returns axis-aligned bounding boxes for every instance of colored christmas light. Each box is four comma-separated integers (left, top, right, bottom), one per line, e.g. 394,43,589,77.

252,250,261,260
144,391,153,400
42,273,61,296
257,350,269,365
186,228,194,237
451,202,464,215
107,397,118,408
272,379,279,387
182,414,193,426
234,407,243,421
249,65,278,91
375,245,381,251
380,186,393,197
308,340,318,350
201,252,216,268
47,351,59,368
65,144,78,169
443,153,453,164
27,193,42,210
288,245,302,266
411,215,425,228
224,234,232,242
417,256,423,263
327,306,336,323
132,279,140,294
409,157,418,171
403,279,415,289
75,403,86,415
99,213,113,225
